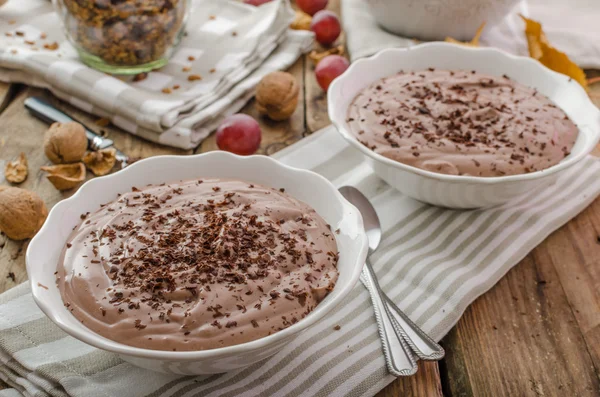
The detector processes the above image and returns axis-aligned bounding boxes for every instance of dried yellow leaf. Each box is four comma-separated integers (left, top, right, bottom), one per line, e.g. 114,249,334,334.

445,23,485,47
520,15,587,90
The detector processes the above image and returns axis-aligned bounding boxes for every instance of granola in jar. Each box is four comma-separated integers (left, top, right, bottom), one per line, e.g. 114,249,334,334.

55,0,190,73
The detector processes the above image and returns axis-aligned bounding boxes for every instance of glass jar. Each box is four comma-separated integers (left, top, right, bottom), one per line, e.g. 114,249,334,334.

52,0,191,74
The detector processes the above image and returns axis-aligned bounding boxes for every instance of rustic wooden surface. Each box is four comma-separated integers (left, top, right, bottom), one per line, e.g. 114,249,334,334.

1,1,600,395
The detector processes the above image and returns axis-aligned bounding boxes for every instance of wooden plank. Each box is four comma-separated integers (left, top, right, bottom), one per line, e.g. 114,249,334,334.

541,198,600,371
376,362,443,397
439,207,600,396
195,56,306,155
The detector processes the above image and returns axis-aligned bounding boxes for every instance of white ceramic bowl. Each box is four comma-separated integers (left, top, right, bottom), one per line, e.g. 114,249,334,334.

328,43,600,209
365,0,520,41
26,152,368,375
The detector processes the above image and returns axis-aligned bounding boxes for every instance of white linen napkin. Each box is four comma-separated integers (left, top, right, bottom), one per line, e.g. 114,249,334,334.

0,126,599,397
343,0,600,68
0,0,313,149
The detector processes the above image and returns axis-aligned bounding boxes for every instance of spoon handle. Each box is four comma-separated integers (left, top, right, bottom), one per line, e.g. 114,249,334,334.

383,296,445,360
361,260,417,376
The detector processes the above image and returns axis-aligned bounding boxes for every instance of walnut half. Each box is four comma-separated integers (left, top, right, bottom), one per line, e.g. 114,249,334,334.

4,152,28,184
83,148,117,176
41,162,86,191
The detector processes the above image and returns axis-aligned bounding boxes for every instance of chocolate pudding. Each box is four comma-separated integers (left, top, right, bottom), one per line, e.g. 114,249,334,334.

57,179,339,351
347,69,578,176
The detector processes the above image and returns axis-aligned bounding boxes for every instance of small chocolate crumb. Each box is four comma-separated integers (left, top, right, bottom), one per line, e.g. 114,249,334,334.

133,72,148,82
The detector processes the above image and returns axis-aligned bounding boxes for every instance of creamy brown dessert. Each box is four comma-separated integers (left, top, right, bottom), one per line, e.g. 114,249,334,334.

347,69,578,176
57,179,339,351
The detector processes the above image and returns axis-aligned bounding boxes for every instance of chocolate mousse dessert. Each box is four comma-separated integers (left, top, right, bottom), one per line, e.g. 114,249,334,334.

57,179,339,351
347,69,578,176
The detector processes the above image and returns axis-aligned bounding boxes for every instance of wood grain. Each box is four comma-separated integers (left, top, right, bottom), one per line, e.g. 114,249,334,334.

377,362,443,397
439,199,600,396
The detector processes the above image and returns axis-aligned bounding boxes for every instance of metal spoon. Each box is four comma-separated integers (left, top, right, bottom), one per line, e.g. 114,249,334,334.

339,186,445,375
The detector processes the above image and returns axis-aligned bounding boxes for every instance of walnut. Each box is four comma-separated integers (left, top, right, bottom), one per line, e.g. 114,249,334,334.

309,45,345,65
40,163,86,191
4,152,28,184
290,10,311,30
255,71,299,121
82,148,117,176
43,122,88,164
0,187,48,240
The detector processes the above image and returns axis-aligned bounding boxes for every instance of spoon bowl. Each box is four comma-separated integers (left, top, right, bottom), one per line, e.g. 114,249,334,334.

339,186,381,252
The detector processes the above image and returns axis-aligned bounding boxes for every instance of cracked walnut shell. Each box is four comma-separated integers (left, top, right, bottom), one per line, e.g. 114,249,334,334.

309,45,345,65
0,187,48,240
290,10,311,31
4,152,28,184
41,162,86,191
44,122,88,164
83,148,117,176
256,71,299,121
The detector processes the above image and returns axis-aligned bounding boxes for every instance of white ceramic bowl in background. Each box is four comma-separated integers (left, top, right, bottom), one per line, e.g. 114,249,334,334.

26,152,368,375
328,43,600,209
365,0,520,41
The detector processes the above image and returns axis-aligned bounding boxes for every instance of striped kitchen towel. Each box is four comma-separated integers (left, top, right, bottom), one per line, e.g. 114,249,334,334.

1,126,600,397
0,0,312,149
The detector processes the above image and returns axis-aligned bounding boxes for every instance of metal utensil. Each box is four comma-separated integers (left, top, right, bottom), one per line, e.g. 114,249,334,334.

339,186,445,375
24,96,129,168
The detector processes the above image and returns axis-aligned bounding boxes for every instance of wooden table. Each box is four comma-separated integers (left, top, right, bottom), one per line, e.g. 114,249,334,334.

1,1,600,395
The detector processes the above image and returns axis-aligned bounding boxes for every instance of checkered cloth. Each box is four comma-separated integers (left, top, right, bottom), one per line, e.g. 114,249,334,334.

0,0,313,149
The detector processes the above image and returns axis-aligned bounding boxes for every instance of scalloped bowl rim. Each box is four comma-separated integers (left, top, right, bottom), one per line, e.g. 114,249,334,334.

26,151,369,361
328,42,600,184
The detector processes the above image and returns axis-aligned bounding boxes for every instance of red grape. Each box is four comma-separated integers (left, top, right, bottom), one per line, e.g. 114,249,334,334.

296,0,328,16
216,114,262,156
243,0,272,5
310,10,341,46
315,55,349,91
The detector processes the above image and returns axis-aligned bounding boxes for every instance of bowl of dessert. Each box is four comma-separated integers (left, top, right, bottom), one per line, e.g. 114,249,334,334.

328,42,600,209
26,152,368,375
365,0,520,41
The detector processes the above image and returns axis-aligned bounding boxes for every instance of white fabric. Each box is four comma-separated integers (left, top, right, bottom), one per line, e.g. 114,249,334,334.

343,0,600,68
